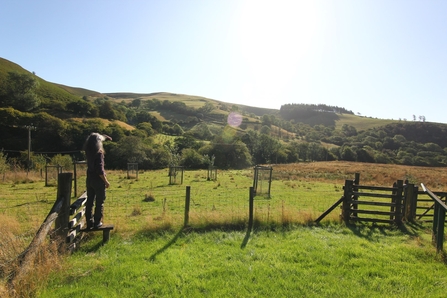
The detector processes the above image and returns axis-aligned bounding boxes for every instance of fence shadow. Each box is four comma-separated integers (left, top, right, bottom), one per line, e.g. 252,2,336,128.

240,226,252,249
148,229,184,262
346,221,424,241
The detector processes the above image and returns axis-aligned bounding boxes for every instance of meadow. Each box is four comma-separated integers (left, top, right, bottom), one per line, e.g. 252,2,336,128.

2,161,447,297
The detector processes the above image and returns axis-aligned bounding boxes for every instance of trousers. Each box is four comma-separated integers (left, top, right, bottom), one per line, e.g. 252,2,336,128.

85,174,106,228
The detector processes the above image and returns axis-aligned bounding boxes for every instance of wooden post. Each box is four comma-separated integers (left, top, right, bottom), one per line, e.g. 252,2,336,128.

393,180,404,225
433,203,439,243
342,180,353,223
55,173,73,239
436,204,445,251
354,173,360,185
184,186,191,227
352,173,360,218
390,181,397,221
73,162,77,198
411,185,419,220
404,183,415,222
103,229,111,243
252,167,258,196
248,187,254,229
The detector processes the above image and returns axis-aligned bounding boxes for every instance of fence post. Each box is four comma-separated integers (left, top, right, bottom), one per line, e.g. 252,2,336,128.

184,186,191,227
410,185,419,220
433,203,439,243
73,162,77,198
393,180,404,225
352,173,360,218
342,180,353,223
404,183,415,221
434,202,446,251
248,187,254,229
55,173,73,240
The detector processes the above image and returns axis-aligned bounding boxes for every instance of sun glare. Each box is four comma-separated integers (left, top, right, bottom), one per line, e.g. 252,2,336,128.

231,0,321,106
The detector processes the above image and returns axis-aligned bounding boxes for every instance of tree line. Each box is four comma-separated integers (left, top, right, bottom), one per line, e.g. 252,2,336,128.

1,70,447,172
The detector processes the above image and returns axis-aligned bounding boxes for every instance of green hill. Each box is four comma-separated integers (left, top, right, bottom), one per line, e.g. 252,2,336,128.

2,56,447,169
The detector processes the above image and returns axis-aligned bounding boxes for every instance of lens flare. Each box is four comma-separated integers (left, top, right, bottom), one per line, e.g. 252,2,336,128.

227,112,242,127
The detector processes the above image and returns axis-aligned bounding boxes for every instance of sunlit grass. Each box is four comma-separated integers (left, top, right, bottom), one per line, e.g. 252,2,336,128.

40,225,447,297
2,161,447,297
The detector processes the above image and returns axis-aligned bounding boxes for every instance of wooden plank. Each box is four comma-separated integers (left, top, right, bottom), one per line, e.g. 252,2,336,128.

81,224,114,232
350,209,394,216
66,224,82,243
417,199,436,202
68,207,85,229
416,213,434,217
417,191,447,197
350,200,395,207
356,185,396,191
315,196,344,223
350,217,394,224
421,184,447,211
80,224,114,244
69,193,87,215
416,205,435,209
352,192,393,199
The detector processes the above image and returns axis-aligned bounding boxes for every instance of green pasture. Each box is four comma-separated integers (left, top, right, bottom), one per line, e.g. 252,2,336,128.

2,168,447,297
0,168,342,235
40,224,447,297
335,114,399,131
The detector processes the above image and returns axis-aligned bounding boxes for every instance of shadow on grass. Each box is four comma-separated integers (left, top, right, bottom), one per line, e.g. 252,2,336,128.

77,235,106,253
240,224,252,249
148,228,184,262
345,220,427,241
145,221,250,261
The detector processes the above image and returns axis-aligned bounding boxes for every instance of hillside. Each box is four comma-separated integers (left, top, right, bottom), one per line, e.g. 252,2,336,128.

1,56,447,169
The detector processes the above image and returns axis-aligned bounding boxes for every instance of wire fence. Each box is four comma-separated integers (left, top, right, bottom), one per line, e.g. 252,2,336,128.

0,169,344,234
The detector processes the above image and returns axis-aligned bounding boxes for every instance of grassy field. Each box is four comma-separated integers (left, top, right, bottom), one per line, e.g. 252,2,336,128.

39,225,447,297
335,114,400,131
2,161,447,297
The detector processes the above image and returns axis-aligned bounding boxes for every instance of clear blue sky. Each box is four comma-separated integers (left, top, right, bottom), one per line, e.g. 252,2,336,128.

2,0,447,123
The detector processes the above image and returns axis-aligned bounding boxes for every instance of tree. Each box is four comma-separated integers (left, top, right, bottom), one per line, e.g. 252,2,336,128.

181,148,205,169
131,98,142,109
198,102,214,115
175,135,200,151
340,146,356,161
254,134,281,164
99,101,118,119
261,115,272,127
109,136,149,168
241,130,259,157
260,125,271,135
136,122,154,137
208,135,252,169
1,71,40,111
341,124,357,137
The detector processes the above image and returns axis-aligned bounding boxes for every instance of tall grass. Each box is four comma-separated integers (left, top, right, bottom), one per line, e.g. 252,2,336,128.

0,215,62,298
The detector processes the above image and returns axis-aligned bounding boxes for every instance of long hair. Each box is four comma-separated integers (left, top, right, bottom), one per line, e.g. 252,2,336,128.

83,133,105,159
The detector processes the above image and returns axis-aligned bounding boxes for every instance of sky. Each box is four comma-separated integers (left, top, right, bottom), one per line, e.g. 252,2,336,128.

2,0,447,123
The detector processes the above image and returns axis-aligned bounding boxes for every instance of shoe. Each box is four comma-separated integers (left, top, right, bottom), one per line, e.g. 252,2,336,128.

96,222,103,228
86,221,94,229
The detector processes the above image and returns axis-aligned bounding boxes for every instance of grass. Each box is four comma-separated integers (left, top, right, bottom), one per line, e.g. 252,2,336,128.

335,114,400,131
2,161,447,297
39,224,447,297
